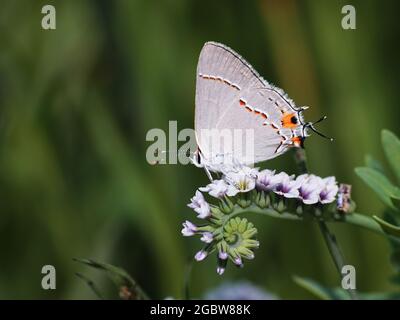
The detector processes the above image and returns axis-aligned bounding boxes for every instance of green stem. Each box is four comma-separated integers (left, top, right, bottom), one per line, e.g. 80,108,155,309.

228,205,302,221
317,221,358,300
293,148,357,299
229,206,387,238
302,149,357,300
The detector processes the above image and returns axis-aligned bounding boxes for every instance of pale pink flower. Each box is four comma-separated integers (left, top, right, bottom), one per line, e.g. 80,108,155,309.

187,190,211,218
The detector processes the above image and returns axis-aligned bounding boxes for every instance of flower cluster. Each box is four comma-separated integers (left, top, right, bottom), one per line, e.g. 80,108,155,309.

201,166,339,205
182,207,259,275
182,164,340,275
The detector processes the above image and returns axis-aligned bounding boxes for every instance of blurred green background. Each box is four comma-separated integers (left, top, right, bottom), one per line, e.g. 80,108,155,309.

0,0,399,299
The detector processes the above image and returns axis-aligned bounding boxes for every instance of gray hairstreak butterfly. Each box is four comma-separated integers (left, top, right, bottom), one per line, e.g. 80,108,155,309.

194,41,331,173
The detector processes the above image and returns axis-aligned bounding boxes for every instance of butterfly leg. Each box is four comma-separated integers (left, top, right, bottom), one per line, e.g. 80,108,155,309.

203,165,213,182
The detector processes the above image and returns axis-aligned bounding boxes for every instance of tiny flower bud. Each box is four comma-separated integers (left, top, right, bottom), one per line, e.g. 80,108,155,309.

188,190,211,219
245,253,255,260
256,191,270,209
210,206,223,218
264,193,271,207
234,256,243,267
219,251,228,260
238,247,255,259
242,228,257,239
181,220,197,236
254,191,263,208
337,184,353,213
243,239,260,248
237,195,251,208
194,250,207,261
219,195,234,214
314,207,322,217
275,199,287,212
216,266,225,275
200,232,213,243
296,204,303,215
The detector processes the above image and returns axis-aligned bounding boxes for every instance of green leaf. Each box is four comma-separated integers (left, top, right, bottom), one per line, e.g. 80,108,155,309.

365,154,385,174
382,129,400,183
355,167,400,210
383,211,400,285
372,215,400,237
74,258,149,300
358,291,400,300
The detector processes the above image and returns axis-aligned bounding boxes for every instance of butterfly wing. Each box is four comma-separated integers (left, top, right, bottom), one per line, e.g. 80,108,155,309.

195,42,304,165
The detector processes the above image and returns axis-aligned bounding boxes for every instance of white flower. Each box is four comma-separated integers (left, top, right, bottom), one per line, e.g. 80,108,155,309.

200,179,239,198
224,171,256,194
296,174,323,205
272,172,300,198
319,176,339,204
222,164,259,178
181,220,197,236
200,232,214,243
256,169,276,191
198,153,233,173
187,190,211,218
239,166,259,179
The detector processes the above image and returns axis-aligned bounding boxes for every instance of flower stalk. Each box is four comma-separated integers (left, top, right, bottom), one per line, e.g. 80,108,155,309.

293,149,358,300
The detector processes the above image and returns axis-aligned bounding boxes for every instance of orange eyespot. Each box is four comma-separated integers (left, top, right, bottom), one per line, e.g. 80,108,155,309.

281,112,298,128
292,136,304,148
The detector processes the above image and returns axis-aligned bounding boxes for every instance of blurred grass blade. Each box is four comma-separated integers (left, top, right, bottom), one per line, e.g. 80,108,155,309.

382,130,400,183
75,273,105,299
355,167,400,210
74,258,149,300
